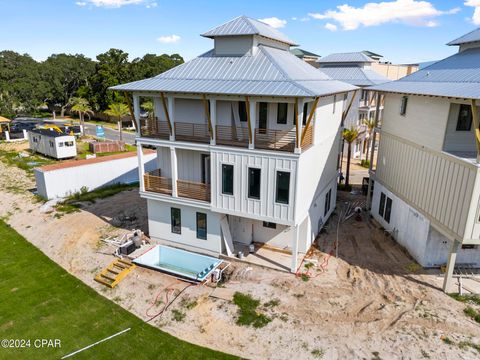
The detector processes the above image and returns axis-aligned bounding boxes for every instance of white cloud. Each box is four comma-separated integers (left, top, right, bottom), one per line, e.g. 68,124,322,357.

258,17,287,28
76,1,87,6
465,0,480,25
325,23,338,31
75,0,156,8
309,0,460,30
157,34,181,43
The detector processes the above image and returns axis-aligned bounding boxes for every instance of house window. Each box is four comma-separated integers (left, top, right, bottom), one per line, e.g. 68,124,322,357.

65,141,74,147
259,102,268,133
456,104,472,131
333,95,336,114
263,221,276,229
171,208,181,234
248,167,261,200
302,102,308,125
378,192,392,223
58,142,64,147
400,96,408,116
238,101,247,122
221,164,234,195
275,171,290,204
324,188,332,216
49,141,54,147
385,198,392,223
379,192,386,217
196,212,207,240
277,103,288,124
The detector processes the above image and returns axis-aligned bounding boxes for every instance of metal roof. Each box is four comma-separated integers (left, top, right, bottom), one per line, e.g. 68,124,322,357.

369,47,480,99
201,16,297,46
318,66,389,87
290,48,320,58
447,28,480,46
317,52,373,64
29,128,73,138
111,45,356,97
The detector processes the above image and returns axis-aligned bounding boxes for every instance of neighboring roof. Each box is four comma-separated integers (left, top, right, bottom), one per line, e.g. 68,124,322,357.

29,128,74,138
201,15,297,46
0,116,10,123
38,150,155,172
362,50,383,59
318,66,389,87
447,28,480,46
317,52,374,64
369,47,480,99
111,45,356,97
290,48,320,58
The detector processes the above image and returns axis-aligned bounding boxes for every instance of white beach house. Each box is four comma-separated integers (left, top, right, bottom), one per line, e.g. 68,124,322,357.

369,28,480,291
112,16,356,271
28,128,77,159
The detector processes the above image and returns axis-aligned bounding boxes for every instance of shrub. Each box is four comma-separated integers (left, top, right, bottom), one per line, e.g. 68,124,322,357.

233,292,271,328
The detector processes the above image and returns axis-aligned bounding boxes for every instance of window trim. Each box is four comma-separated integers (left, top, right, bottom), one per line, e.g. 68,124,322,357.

248,167,261,200
275,170,291,205
221,163,234,196
170,207,181,234
196,212,207,240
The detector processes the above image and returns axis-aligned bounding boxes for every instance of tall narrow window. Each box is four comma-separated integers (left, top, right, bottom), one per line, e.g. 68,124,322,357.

400,96,408,116
333,95,336,114
456,104,472,131
171,208,181,234
196,212,207,240
259,102,268,133
238,101,247,122
248,167,261,199
275,171,290,204
302,102,308,125
384,198,392,223
379,192,386,217
222,164,234,195
324,189,332,216
277,103,288,124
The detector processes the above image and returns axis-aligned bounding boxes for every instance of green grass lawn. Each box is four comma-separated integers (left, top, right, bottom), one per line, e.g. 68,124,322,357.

0,220,238,360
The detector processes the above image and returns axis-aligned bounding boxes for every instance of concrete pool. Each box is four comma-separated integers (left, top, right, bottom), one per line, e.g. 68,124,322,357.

133,245,222,282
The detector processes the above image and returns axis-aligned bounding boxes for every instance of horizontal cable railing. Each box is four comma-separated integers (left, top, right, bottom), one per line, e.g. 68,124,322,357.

174,122,210,143
140,117,170,140
177,179,211,202
255,128,296,152
144,169,172,195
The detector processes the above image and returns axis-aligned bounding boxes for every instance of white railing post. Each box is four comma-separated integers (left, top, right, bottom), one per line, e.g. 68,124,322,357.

23,129,28,140
248,100,256,149
170,147,178,197
5,131,10,142
137,143,145,192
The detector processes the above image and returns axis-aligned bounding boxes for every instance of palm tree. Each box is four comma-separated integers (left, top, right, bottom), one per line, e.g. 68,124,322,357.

342,127,364,187
70,97,93,135
362,118,376,163
142,100,154,131
104,103,130,141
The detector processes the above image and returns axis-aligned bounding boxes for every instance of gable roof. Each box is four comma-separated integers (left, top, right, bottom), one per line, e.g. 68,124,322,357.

447,28,480,46
201,16,297,46
319,66,389,87
369,47,480,99
317,52,374,64
111,45,356,97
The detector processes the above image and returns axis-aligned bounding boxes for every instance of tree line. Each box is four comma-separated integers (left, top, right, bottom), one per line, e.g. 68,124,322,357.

0,49,184,119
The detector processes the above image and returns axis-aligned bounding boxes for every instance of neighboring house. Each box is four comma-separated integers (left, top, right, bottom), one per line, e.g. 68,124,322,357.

111,15,356,272
317,52,389,160
290,48,320,68
29,129,77,159
368,28,480,291
363,51,419,81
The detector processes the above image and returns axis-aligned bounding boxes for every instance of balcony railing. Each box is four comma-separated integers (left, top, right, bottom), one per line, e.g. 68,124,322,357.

177,179,211,202
216,125,249,147
255,128,296,152
140,117,170,140
174,122,210,143
144,169,172,195
301,125,313,149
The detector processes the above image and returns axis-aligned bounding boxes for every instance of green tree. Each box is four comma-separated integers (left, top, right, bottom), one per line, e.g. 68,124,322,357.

70,97,93,135
362,118,376,162
129,53,184,80
104,103,130,140
342,127,364,187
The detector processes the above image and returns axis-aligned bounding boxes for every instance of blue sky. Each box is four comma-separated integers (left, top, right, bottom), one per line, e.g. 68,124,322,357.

0,0,479,64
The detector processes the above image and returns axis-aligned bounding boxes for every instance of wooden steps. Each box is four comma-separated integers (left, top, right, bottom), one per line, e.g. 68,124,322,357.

94,259,136,288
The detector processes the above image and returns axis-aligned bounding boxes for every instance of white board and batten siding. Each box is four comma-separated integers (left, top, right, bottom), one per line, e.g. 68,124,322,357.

210,148,298,224
376,131,480,242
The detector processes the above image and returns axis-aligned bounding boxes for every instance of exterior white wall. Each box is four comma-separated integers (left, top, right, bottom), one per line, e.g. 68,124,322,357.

443,103,477,153
253,36,290,52
35,153,157,199
29,132,77,159
147,199,222,254
382,94,450,151
214,36,253,56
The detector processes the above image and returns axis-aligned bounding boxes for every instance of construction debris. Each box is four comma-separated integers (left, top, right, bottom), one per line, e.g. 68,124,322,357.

94,258,136,288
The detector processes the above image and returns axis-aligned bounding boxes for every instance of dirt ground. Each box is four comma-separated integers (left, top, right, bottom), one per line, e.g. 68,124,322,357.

1,144,480,360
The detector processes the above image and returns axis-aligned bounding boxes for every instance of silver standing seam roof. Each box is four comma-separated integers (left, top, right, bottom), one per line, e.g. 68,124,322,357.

111,17,356,97
317,52,374,64
369,47,480,99
318,67,389,87
447,28,480,46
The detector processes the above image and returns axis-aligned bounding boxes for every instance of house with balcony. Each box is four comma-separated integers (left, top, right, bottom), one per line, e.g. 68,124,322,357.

317,52,389,160
368,28,480,291
111,16,356,272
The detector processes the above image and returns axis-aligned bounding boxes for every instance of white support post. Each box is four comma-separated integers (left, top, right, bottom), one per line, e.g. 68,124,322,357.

295,99,304,154
22,129,28,140
291,225,299,273
210,98,217,145
443,239,461,293
168,96,175,141
137,143,145,192
133,94,141,136
170,147,178,197
5,131,10,142
248,100,256,150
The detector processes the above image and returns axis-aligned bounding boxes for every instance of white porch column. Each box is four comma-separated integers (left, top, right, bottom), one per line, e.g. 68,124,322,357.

295,99,304,154
248,100,256,149
291,225,299,273
5,131,10,142
168,96,175,141
442,239,461,293
133,94,141,136
137,143,145,192
210,98,217,145
22,129,28,140
170,147,178,197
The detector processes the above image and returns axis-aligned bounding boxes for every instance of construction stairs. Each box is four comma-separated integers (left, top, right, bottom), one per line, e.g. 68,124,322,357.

94,259,136,288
